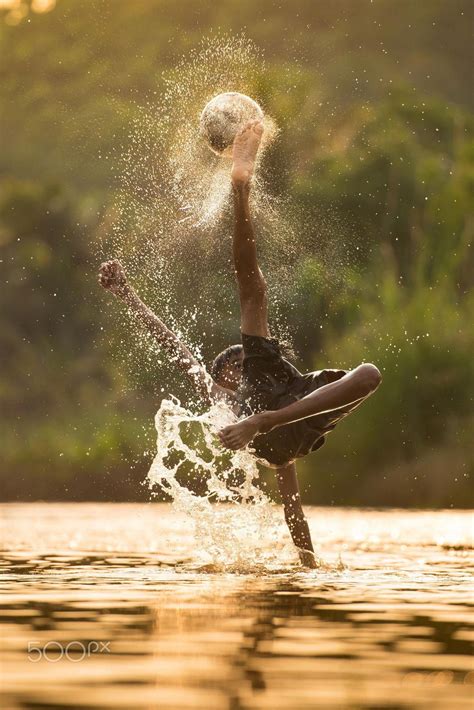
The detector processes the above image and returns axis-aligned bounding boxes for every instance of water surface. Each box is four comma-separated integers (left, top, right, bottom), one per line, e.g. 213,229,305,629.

1,503,472,709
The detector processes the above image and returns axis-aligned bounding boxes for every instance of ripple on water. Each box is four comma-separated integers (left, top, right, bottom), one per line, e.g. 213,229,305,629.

0,503,473,710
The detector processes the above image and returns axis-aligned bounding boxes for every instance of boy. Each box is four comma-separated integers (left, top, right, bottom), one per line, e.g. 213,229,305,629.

99,120,381,567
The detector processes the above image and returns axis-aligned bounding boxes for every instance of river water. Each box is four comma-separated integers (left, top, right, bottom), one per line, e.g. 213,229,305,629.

0,503,472,709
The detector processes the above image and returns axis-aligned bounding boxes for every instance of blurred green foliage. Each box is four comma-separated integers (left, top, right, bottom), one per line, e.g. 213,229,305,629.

1,0,472,505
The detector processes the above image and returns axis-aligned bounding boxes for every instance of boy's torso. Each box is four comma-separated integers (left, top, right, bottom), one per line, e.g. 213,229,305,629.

236,333,347,466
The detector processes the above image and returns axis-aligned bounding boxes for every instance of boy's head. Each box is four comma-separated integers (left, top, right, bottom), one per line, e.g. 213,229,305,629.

211,344,244,391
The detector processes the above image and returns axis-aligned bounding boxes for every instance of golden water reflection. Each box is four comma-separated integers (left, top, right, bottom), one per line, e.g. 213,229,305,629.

1,503,473,709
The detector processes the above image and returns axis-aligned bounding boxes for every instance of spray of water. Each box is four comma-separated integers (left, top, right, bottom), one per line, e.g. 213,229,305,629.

105,36,297,348
101,36,351,570
147,397,297,572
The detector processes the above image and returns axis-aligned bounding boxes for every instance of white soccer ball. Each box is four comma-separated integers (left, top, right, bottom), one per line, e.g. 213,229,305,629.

200,92,264,156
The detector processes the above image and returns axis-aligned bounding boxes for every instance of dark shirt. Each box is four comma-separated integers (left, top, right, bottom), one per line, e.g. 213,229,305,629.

237,333,348,467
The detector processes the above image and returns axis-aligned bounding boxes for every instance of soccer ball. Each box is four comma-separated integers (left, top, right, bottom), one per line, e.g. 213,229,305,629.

200,92,264,156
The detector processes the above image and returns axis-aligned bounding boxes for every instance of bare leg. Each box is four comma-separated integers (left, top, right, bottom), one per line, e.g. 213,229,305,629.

277,463,318,568
263,364,382,430
231,120,269,338
219,364,382,450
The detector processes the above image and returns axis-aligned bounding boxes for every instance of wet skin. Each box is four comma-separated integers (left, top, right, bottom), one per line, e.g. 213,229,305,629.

98,119,381,569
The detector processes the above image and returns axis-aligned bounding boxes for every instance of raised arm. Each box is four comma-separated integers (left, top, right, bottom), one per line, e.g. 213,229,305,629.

276,462,318,569
98,259,232,405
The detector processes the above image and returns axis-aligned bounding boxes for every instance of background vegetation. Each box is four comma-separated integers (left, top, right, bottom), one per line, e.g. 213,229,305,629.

1,0,473,506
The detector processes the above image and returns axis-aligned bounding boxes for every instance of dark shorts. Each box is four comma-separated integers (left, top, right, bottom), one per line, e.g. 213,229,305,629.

237,333,352,467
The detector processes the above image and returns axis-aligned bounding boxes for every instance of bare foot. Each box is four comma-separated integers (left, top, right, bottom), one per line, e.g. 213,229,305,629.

298,549,320,570
98,259,128,296
231,119,264,186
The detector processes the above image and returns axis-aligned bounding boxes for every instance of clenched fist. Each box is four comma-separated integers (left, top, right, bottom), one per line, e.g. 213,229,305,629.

98,259,128,296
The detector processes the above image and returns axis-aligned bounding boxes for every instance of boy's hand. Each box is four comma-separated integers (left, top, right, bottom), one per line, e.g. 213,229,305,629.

98,259,128,296
218,411,275,450
218,412,262,450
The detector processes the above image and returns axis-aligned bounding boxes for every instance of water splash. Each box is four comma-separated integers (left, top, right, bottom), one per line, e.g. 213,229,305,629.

147,397,297,572
99,36,301,485
101,37,354,571
109,35,278,268
101,38,301,569
101,36,295,370
148,399,296,572
101,34,359,378
146,398,347,572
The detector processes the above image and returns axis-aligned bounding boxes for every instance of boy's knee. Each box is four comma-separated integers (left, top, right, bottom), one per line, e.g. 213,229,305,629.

357,363,382,392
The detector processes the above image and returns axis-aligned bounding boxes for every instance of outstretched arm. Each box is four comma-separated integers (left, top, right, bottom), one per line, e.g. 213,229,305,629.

276,463,318,569
98,260,233,405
